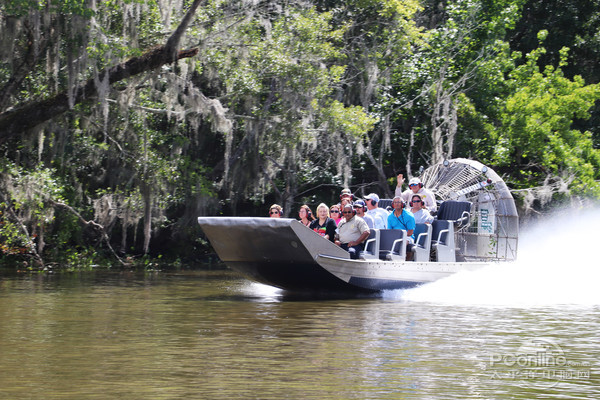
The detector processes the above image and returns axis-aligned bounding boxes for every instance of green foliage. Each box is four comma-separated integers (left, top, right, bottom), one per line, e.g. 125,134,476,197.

197,4,378,204
0,214,33,256
316,100,378,138
491,37,600,195
2,0,95,17
0,162,65,256
3,0,600,267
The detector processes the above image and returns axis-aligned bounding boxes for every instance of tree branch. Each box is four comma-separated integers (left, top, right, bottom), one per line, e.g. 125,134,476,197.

0,21,47,110
0,192,44,266
51,201,126,266
0,0,204,143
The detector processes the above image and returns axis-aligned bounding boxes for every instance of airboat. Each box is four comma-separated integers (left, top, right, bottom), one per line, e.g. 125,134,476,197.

197,159,518,293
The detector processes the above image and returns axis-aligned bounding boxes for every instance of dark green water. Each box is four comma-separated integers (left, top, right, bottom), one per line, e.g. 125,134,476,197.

0,268,598,399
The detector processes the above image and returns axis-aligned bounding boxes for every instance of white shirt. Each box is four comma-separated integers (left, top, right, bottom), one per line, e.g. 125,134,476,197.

366,207,389,229
395,187,437,212
412,208,434,224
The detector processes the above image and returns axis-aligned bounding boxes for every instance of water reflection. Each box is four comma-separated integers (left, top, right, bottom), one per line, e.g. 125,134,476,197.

0,269,598,399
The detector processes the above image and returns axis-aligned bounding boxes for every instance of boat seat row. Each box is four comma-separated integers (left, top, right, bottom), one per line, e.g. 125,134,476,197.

435,200,472,228
378,198,393,211
358,199,471,262
430,219,456,262
378,198,472,225
378,198,472,227
360,220,457,262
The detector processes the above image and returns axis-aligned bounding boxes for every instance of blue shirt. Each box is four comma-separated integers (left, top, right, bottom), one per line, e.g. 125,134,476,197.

387,210,416,240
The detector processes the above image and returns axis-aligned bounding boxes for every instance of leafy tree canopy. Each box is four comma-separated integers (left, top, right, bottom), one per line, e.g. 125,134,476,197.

1,0,599,267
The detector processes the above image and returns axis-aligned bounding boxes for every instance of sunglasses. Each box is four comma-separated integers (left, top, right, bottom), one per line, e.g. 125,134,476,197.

342,211,353,214
330,210,340,214
409,184,419,187
270,210,280,215
412,199,421,203
353,205,363,209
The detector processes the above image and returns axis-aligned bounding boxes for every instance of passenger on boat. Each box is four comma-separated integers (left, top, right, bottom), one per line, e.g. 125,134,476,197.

364,193,389,229
353,199,375,229
339,188,355,211
309,203,337,242
340,196,353,210
388,196,415,242
330,204,342,225
340,188,354,201
298,204,315,226
269,204,283,218
410,194,434,224
395,174,437,212
335,203,370,259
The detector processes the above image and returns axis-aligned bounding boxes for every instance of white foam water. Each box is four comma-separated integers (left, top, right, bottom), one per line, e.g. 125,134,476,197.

388,207,600,307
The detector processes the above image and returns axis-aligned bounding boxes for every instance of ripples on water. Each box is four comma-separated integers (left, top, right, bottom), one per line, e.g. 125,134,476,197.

1,209,599,399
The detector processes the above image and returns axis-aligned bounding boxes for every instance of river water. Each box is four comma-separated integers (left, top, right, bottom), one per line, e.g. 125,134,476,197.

1,209,599,399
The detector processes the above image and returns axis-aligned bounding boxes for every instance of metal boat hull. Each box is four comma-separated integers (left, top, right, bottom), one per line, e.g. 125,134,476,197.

197,217,361,292
224,260,367,292
315,255,488,291
197,217,489,293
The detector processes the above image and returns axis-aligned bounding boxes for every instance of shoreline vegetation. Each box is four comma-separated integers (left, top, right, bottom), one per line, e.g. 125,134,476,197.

2,196,596,272
0,252,225,272
2,0,600,271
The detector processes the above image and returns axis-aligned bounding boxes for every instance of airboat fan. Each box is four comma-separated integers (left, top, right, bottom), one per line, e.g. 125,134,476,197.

420,158,519,262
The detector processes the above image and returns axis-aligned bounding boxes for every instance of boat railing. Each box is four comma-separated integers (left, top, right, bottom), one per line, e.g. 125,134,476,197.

431,219,456,262
408,223,432,262
436,200,472,229
379,229,407,261
360,229,380,260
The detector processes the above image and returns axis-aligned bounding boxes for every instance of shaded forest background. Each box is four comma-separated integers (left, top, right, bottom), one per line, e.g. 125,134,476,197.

1,0,599,268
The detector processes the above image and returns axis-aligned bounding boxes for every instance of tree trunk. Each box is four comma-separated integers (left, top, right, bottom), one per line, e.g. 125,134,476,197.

142,184,152,255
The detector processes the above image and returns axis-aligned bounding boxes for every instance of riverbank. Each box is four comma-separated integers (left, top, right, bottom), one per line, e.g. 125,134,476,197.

0,251,223,273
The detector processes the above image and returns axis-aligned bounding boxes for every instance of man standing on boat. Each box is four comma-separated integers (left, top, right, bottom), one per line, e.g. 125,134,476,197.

335,203,370,259
395,174,437,212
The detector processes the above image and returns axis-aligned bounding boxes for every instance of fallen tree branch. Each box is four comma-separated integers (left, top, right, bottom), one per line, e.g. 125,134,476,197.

51,201,126,266
0,0,203,142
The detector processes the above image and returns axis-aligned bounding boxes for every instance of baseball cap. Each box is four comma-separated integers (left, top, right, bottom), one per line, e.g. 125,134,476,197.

353,199,366,208
409,177,421,186
340,188,352,198
364,193,380,203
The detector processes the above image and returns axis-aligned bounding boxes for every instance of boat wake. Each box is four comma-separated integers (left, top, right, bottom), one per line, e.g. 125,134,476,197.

387,207,600,307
